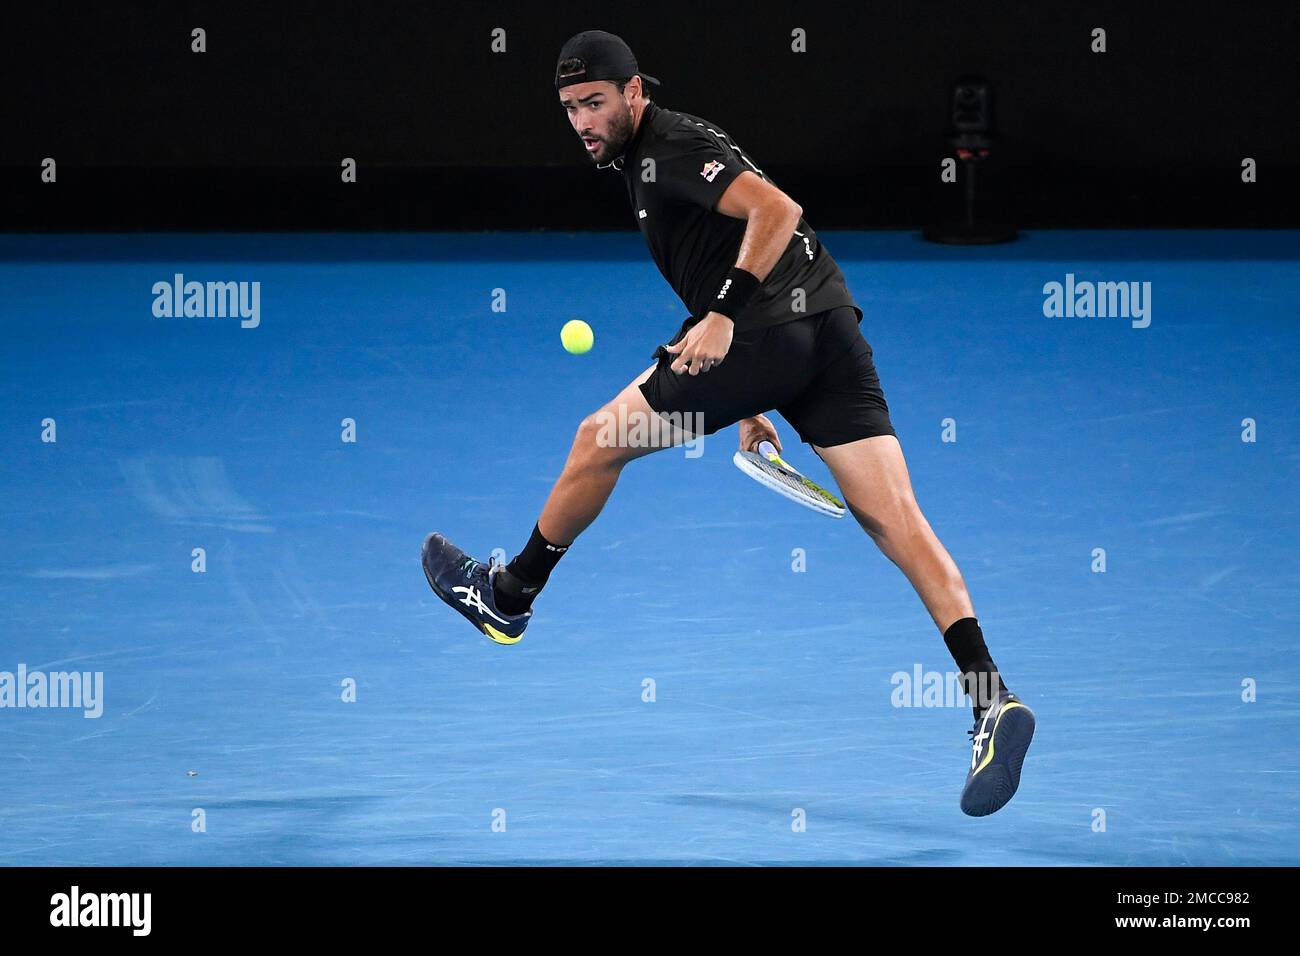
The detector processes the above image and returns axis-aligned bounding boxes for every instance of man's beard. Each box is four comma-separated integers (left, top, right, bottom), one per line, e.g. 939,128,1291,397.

590,103,634,164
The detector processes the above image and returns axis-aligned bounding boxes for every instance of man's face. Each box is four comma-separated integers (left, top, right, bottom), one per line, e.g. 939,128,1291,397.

559,80,635,165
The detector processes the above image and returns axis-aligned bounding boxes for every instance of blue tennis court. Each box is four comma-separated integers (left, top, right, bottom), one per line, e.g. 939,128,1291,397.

2,229,1297,865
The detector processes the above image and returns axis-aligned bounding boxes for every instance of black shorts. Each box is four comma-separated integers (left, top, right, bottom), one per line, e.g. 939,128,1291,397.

638,306,896,448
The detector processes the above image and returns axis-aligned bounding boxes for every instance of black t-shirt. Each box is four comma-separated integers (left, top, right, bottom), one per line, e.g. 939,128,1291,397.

608,101,860,331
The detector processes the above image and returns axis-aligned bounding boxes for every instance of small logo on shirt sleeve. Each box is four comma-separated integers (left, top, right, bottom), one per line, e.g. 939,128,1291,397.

700,160,726,182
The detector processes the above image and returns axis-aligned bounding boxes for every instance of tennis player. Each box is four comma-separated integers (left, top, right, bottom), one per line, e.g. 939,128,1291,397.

423,30,1035,816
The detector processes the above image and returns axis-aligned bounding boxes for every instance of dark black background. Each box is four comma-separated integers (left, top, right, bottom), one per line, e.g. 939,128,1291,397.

0,866,1280,941
3,0,1297,229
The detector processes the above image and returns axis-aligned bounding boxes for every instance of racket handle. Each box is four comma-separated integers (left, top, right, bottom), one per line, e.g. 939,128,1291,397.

757,440,778,459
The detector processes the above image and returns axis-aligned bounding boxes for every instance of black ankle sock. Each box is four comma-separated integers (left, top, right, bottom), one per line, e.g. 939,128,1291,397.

507,524,570,584
495,525,569,615
943,616,1008,719
492,569,535,616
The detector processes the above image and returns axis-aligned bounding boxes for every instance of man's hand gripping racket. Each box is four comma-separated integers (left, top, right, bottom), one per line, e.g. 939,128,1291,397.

733,415,846,519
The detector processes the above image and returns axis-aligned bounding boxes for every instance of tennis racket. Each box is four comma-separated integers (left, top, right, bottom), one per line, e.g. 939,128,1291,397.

732,440,846,518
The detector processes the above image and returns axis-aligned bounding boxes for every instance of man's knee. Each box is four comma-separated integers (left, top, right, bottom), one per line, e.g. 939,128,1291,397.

570,409,625,468
852,491,925,542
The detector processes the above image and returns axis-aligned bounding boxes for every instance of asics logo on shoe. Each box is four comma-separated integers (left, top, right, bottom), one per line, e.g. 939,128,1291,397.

971,704,998,770
452,585,511,625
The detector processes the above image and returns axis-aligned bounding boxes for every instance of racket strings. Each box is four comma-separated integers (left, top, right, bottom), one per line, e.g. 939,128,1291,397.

753,459,840,506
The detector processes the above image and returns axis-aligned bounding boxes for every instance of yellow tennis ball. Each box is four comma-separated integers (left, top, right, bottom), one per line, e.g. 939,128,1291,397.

561,319,594,354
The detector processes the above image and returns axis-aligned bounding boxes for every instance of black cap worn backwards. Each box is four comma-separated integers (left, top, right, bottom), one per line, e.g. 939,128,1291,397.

554,30,661,91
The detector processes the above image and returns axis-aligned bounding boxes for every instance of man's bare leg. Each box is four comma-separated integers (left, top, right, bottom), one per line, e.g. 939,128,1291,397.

420,365,692,640
494,363,691,614
815,432,1034,816
537,363,689,544
813,434,973,633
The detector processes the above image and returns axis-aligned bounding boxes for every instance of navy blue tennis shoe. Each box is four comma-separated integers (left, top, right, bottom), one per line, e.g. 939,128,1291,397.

421,532,530,645
960,690,1036,816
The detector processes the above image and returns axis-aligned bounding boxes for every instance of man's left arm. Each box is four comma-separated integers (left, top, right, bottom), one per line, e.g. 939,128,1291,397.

666,171,803,375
